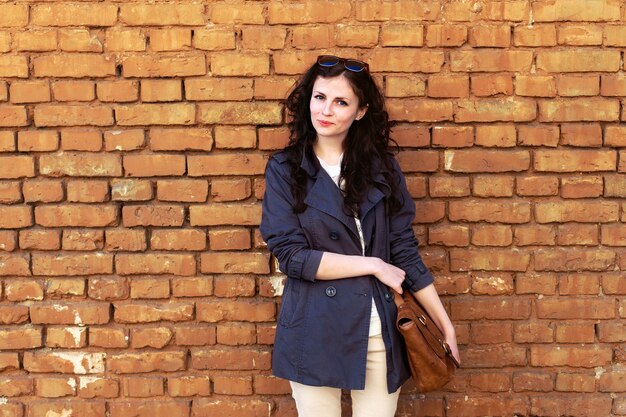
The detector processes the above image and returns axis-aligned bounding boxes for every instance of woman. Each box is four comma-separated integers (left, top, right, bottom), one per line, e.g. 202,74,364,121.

260,55,460,417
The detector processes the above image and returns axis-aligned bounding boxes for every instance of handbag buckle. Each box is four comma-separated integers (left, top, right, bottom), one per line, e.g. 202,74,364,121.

418,315,427,326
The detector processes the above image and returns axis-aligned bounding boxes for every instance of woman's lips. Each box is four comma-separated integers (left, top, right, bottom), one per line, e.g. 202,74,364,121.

318,120,333,127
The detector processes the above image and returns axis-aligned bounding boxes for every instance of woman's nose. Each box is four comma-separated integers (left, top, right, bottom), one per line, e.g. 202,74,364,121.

322,102,333,115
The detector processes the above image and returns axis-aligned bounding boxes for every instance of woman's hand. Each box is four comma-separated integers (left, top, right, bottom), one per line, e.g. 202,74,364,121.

444,331,461,366
370,257,406,294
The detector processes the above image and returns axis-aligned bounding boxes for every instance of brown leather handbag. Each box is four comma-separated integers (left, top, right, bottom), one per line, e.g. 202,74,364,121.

393,290,460,392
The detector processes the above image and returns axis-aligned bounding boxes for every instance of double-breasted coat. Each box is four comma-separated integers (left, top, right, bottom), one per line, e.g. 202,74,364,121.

260,149,434,393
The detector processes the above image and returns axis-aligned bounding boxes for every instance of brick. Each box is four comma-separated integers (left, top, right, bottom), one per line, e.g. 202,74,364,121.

115,103,195,126
514,25,557,46
515,76,556,97
123,376,164,397
4,280,43,301
602,224,626,246
214,275,256,298
131,328,172,349
534,248,615,271
0,352,19,370
381,23,423,46
243,26,287,49
531,346,612,367
473,176,514,197
0,107,28,130
534,150,616,172
450,248,529,271
148,29,191,52
0,56,28,78
428,75,469,98
557,224,599,246
470,372,511,391
449,200,530,223
211,3,265,24
273,51,320,75
460,346,527,368
34,104,113,127
209,229,251,251
0,377,33,396
414,201,445,223
198,102,281,125
0,131,15,151
140,79,181,102
542,98,620,122
559,25,603,45
192,399,273,417
61,130,103,152
556,373,595,392
428,225,469,247
59,29,103,53
63,230,105,251
188,154,267,176
67,180,109,203
108,352,187,374
471,272,514,295
97,80,139,102
388,99,453,122
533,0,621,22
32,253,113,276
0,156,34,179
123,154,186,177
200,252,270,274
19,229,61,250
597,322,626,342
46,279,85,298
429,177,470,197
211,52,269,76
425,24,467,47
111,179,153,202
185,78,253,101
191,349,271,370
52,80,95,102
105,28,146,52
355,1,440,21
213,375,253,395
560,123,602,147
114,303,193,324
518,125,559,147
157,179,208,203
24,351,105,374
561,177,603,199
168,376,211,397
23,179,63,202
150,128,212,151
515,273,557,295
151,229,206,251
557,75,599,96
475,124,516,147
537,50,620,72
174,326,216,346
171,277,213,298
455,98,536,122
255,78,297,100
210,179,252,202
514,372,554,392
116,254,195,276
444,150,530,173
391,125,430,147
35,378,76,398
335,25,378,47
0,206,32,230
35,205,117,227
292,25,334,49
605,125,626,146
270,1,351,23
451,50,532,72
0,4,28,26
536,200,618,223
120,4,204,25
46,327,87,348
89,328,128,348
10,81,50,104
122,55,205,77
122,205,184,227
369,49,444,73
556,324,595,343
254,375,291,395
29,402,105,417
0,231,17,252
214,126,256,149
193,28,235,51
469,25,511,47
471,225,512,247
605,26,626,46
33,54,115,78
32,4,117,26
130,278,169,300
385,76,426,98
78,376,119,398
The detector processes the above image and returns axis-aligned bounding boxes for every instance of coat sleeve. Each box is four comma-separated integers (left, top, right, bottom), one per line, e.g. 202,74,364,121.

388,158,435,293
260,156,323,282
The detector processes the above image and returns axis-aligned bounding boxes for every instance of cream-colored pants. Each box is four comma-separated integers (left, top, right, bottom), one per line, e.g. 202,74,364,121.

290,334,401,417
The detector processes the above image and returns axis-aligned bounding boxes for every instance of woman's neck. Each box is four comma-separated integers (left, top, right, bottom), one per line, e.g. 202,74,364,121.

313,137,344,166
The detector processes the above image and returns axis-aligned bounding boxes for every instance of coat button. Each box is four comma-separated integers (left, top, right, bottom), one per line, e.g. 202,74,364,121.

325,286,337,297
329,231,339,240
384,292,394,302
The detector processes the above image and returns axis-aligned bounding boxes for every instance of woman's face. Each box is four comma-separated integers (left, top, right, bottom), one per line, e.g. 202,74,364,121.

309,75,367,144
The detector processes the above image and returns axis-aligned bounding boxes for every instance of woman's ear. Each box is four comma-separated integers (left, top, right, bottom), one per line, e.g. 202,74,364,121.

355,104,368,121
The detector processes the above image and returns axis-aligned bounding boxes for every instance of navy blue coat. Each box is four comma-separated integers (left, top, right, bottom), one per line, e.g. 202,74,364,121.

260,150,434,393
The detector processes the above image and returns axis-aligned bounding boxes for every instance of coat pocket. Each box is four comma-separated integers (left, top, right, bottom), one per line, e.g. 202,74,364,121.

277,278,307,327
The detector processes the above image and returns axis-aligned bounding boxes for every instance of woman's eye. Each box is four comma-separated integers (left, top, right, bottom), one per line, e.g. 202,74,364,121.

314,94,325,100
337,100,348,106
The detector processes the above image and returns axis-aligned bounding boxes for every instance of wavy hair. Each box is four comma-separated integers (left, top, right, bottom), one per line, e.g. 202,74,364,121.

281,59,401,215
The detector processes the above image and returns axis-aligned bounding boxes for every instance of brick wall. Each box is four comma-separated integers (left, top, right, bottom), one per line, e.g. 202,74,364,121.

0,1,625,416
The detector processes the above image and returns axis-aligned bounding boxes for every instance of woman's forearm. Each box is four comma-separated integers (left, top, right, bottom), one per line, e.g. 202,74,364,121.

412,283,456,336
315,252,380,280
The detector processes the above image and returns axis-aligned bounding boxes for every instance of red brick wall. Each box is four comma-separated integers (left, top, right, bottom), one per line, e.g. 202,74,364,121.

0,1,625,416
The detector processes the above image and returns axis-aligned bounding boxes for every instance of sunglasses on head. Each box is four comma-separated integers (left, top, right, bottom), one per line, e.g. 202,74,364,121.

317,55,369,73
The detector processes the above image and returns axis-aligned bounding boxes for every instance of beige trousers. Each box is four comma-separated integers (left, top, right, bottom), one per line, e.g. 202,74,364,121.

290,334,401,417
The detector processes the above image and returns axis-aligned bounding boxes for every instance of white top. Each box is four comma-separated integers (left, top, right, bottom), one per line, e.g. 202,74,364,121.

317,154,382,337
